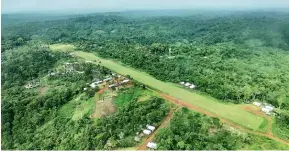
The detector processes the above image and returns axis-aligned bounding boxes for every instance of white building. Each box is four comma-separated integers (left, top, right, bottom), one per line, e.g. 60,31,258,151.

180,82,185,85
90,83,97,88
253,102,261,107
265,105,274,111
134,136,141,142
146,125,156,131
143,129,152,135
24,84,33,89
93,81,103,85
147,142,157,149
109,84,117,88
121,79,130,84
103,77,112,82
83,88,87,91
185,82,191,87
189,84,196,89
262,107,271,115
49,72,58,76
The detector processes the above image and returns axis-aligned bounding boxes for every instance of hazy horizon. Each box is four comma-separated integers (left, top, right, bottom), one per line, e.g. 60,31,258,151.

2,0,289,14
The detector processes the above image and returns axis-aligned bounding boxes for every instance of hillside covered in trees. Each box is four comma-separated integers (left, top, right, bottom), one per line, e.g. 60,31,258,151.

2,11,289,106
2,10,289,149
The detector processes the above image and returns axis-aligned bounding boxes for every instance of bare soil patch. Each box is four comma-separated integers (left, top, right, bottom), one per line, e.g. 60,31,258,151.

39,87,48,95
90,88,116,118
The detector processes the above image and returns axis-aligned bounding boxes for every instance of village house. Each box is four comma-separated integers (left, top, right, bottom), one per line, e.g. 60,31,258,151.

134,136,141,142
265,105,274,111
262,107,271,115
180,81,185,85
48,72,58,76
262,105,274,115
103,77,112,82
253,102,261,107
121,79,130,84
90,83,97,88
147,142,157,150
24,82,40,89
143,129,152,135
185,82,191,87
189,84,196,89
109,84,117,88
69,53,75,57
146,125,156,131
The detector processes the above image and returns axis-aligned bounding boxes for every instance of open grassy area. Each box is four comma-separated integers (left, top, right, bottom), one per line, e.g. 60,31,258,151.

50,44,264,130
114,87,156,107
49,43,76,52
58,94,95,120
72,96,95,120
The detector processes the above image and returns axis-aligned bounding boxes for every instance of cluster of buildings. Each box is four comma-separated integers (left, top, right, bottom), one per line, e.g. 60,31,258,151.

69,53,75,57
89,77,112,88
88,73,130,89
253,101,274,115
180,81,196,89
134,125,158,149
48,62,85,76
24,81,40,89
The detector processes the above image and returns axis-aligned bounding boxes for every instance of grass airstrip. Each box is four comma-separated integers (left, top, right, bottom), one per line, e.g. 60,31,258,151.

50,44,264,130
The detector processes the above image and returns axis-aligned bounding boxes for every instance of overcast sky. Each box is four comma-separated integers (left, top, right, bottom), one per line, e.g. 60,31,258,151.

2,0,289,13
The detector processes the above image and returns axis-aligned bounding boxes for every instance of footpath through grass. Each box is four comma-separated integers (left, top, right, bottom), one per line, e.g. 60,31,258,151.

50,44,263,130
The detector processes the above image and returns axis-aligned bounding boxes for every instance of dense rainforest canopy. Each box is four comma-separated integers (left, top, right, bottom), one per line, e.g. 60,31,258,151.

2,10,289,149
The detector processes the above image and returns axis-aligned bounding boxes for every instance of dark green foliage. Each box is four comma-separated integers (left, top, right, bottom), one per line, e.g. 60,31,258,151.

274,111,289,140
1,46,58,89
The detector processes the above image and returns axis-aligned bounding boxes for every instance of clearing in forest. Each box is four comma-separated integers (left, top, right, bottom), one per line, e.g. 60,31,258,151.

72,96,95,120
50,43,75,52
50,44,263,130
90,89,116,118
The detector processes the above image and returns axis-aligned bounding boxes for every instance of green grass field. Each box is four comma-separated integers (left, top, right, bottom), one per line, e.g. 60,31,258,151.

58,93,95,120
50,44,75,52
50,44,264,130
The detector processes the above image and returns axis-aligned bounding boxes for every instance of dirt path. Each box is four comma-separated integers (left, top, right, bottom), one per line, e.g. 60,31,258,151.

98,87,108,94
148,88,289,147
137,105,178,150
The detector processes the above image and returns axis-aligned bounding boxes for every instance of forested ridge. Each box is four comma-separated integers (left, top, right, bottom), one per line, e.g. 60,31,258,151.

2,10,289,149
2,11,289,106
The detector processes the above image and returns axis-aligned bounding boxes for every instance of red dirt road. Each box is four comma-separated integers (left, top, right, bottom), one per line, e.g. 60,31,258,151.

137,105,178,150
97,87,108,94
